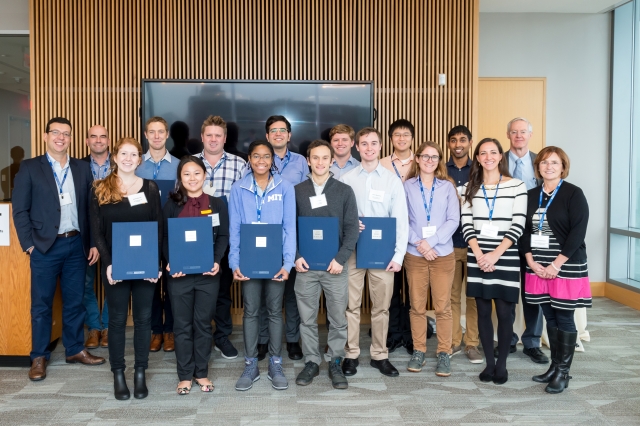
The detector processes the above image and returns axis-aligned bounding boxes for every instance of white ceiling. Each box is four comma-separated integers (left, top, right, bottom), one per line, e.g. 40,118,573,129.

481,0,630,13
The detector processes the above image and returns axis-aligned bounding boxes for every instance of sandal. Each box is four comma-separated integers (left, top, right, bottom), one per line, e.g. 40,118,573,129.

177,380,192,395
193,377,214,392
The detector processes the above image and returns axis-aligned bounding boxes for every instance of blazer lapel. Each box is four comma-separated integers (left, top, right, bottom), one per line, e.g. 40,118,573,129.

40,155,60,196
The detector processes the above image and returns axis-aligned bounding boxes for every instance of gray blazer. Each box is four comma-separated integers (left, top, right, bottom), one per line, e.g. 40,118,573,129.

504,150,542,187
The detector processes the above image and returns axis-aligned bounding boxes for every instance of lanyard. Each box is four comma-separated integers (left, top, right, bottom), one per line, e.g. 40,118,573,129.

253,175,271,222
417,176,436,225
47,153,69,194
152,160,162,180
480,175,502,222
91,157,110,180
207,154,227,187
537,179,563,235
391,161,402,179
279,151,291,173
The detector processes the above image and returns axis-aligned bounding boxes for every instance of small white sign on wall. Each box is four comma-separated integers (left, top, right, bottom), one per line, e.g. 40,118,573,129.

0,204,10,246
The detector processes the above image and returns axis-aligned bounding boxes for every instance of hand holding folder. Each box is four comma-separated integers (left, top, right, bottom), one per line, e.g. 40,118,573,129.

297,217,339,271
237,223,284,279
112,222,160,280
167,217,214,275
356,217,396,270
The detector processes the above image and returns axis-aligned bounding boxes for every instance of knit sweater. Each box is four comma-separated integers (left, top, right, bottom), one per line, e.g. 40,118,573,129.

294,176,360,266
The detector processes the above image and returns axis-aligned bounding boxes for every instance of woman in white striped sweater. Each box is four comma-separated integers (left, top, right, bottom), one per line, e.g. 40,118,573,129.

461,138,528,385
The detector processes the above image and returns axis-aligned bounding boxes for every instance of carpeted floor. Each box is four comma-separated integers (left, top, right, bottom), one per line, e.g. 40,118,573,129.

1,297,639,425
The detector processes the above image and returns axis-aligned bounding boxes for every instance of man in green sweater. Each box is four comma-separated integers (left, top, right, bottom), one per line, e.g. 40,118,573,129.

293,139,360,390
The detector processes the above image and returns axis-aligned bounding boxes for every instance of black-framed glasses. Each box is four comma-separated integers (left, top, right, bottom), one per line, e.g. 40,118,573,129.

417,154,440,162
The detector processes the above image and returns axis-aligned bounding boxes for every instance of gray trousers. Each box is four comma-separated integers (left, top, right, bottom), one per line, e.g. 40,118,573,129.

295,268,348,365
243,279,286,358
258,268,300,344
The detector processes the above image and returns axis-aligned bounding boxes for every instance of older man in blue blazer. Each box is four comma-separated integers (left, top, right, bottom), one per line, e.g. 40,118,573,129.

13,117,105,381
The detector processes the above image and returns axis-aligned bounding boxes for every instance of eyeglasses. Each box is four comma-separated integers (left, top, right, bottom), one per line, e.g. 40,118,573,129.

392,132,412,139
269,128,288,134
49,130,71,139
417,154,440,162
509,130,529,136
540,160,561,167
251,154,272,161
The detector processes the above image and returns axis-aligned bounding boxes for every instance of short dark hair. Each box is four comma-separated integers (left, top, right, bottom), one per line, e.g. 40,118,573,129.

447,125,472,141
307,139,334,158
265,115,291,133
170,156,207,206
388,119,414,139
46,117,72,133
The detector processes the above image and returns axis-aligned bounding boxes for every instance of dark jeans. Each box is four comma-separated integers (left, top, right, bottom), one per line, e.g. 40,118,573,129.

511,257,543,348
244,279,286,358
169,273,220,381
103,270,155,371
30,235,86,360
541,304,576,333
258,268,299,344
387,268,412,344
151,266,173,334
83,262,109,331
213,250,233,342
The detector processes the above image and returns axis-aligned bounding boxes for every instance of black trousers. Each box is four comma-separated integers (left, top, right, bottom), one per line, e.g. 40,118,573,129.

387,268,412,344
213,249,233,342
103,268,155,371
151,265,174,334
168,273,220,381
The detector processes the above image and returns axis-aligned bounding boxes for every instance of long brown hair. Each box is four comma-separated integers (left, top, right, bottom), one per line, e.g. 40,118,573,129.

464,138,511,206
406,141,456,188
93,137,143,205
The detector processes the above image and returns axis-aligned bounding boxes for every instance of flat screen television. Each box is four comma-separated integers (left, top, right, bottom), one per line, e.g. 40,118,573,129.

141,80,374,158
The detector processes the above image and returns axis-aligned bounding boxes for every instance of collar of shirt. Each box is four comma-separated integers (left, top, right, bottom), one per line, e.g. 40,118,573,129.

197,150,227,170
508,150,531,168
332,156,356,169
46,152,70,170
308,172,331,191
143,149,172,163
90,154,110,174
356,161,387,177
446,157,472,169
391,152,414,164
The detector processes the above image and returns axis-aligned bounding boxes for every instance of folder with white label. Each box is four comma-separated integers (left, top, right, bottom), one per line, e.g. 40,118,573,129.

112,221,159,280
356,217,396,269
168,217,214,274
297,216,339,270
239,223,283,279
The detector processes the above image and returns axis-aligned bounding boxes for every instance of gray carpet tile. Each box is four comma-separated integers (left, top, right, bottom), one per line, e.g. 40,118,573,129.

1,298,639,425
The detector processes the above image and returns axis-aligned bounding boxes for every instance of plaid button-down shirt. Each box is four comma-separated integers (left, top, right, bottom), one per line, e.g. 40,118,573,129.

195,150,246,200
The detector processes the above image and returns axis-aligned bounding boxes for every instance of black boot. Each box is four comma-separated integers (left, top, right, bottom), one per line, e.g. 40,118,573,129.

133,367,148,399
113,369,130,400
545,329,577,394
533,326,558,383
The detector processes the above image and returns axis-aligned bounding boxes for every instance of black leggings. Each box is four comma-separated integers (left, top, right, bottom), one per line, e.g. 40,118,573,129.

541,304,576,333
476,297,513,377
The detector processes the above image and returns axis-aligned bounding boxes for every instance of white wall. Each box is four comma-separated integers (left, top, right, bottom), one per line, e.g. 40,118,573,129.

480,13,611,281
0,0,28,32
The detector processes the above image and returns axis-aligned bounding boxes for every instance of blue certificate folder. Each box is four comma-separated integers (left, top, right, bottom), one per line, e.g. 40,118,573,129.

239,224,283,279
356,217,396,269
168,217,214,274
298,217,339,270
155,180,175,207
112,222,159,280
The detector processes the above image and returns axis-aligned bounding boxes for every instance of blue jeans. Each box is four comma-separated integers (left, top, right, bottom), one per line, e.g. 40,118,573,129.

83,262,109,331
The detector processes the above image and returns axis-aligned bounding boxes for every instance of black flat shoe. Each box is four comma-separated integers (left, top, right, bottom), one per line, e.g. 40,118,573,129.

493,370,508,385
287,342,303,360
386,339,404,354
133,367,148,399
113,369,130,400
370,359,399,377
479,372,494,382
342,358,359,376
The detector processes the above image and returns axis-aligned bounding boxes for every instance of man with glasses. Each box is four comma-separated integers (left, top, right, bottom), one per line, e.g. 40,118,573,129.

255,115,309,361
380,119,415,354
504,117,548,364
13,117,106,381
136,116,179,353
194,115,246,359
80,125,111,350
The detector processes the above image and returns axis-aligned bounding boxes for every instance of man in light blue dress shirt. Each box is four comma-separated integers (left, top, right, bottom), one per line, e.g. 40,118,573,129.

329,124,360,179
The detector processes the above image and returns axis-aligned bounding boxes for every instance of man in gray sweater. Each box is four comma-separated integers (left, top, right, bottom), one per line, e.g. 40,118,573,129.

293,140,360,390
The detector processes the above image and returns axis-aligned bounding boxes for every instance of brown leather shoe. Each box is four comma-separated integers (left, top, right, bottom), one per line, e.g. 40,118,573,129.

29,357,47,381
163,332,175,352
85,329,100,349
101,329,109,348
150,334,163,352
65,349,106,365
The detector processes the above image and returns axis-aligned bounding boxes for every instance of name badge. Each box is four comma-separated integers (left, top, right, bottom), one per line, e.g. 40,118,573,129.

369,189,385,203
128,192,148,206
480,223,499,238
422,226,437,238
130,235,142,246
309,194,328,209
313,229,323,240
531,234,550,249
251,221,265,225
185,230,197,242
256,236,267,248
209,213,220,227
59,192,72,206
202,185,215,196
372,229,382,240
201,209,212,215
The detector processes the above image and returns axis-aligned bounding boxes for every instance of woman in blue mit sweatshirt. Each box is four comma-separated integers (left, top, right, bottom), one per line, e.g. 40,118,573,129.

228,140,296,392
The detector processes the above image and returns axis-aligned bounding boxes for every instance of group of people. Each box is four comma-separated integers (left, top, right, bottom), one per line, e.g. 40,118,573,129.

12,113,592,401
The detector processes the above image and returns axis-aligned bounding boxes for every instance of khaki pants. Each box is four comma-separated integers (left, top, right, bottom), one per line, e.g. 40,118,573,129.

404,252,455,354
451,247,479,347
345,252,394,361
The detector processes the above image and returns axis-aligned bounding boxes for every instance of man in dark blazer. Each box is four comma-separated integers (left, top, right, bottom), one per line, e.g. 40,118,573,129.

503,117,547,365
13,117,105,381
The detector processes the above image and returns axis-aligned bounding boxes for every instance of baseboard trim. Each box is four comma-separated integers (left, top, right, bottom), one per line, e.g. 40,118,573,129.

604,283,640,311
0,355,31,367
591,282,606,297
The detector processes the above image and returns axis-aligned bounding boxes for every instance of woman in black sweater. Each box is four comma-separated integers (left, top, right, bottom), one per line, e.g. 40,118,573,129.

90,138,163,400
163,156,229,395
521,146,591,394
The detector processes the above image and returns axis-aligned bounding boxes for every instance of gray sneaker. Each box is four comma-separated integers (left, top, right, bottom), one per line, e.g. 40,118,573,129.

295,361,319,386
435,352,451,377
465,345,484,364
267,356,289,390
407,350,426,372
235,357,260,391
329,358,348,389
